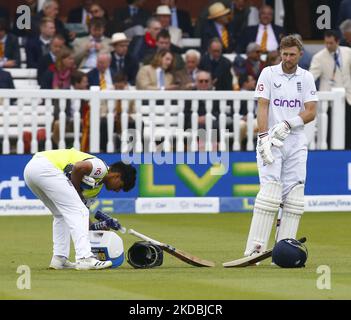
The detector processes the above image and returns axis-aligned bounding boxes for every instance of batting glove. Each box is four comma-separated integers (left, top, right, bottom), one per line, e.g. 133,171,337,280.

270,121,291,142
95,211,122,231
90,220,110,230
257,132,274,165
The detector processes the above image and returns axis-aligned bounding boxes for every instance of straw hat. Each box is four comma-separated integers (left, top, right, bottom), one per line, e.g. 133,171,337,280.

208,2,231,20
110,33,130,45
155,5,172,15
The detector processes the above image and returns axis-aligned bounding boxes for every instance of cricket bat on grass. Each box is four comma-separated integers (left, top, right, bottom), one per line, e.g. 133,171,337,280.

128,229,215,267
222,237,306,268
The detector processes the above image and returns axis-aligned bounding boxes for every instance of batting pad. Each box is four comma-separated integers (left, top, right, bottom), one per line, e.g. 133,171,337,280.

244,181,282,256
277,184,305,242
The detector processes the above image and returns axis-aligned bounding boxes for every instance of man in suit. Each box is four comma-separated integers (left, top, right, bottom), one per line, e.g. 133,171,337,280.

236,4,285,53
142,29,185,71
113,0,151,31
199,38,233,91
0,18,20,68
67,0,93,26
0,67,15,89
32,0,71,44
230,0,251,42
25,17,56,68
87,52,116,152
109,33,139,86
174,49,201,90
309,30,351,149
87,52,115,89
184,71,220,150
155,5,183,49
233,42,265,82
201,2,235,54
72,17,111,69
128,17,162,65
37,34,65,86
160,0,194,37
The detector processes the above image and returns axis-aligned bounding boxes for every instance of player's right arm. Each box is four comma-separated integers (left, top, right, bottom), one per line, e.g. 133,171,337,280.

71,161,93,201
257,98,270,134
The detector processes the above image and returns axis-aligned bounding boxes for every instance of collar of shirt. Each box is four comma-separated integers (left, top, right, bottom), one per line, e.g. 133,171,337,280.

39,36,51,45
90,35,104,42
0,35,7,43
49,51,56,62
276,62,303,77
82,9,90,20
114,53,124,60
214,22,224,35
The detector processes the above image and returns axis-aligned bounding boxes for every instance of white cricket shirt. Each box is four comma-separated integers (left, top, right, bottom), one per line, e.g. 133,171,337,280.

254,62,318,134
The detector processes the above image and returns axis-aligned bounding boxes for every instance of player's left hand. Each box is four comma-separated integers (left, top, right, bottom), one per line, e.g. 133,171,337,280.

271,121,291,142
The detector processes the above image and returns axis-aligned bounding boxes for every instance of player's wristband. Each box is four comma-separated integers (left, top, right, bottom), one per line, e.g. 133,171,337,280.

258,132,269,139
286,116,304,129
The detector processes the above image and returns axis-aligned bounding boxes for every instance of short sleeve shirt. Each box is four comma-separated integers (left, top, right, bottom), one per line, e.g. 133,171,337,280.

254,62,318,133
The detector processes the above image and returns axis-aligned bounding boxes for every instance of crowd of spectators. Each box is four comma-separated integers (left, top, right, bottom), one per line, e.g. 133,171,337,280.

0,0,351,150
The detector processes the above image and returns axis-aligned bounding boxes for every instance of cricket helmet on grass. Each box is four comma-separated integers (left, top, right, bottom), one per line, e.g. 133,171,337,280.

272,238,308,268
127,241,163,269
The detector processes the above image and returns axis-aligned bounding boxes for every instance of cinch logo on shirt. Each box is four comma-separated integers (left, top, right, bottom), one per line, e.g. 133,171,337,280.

273,99,302,108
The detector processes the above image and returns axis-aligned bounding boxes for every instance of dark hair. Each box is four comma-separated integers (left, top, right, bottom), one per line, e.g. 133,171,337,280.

238,73,250,88
113,72,128,84
324,29,340,41
156,29,171,41
88,17,106,30
71,70,87,86
109,161,137,192
150,49,174,71
52,34,66,42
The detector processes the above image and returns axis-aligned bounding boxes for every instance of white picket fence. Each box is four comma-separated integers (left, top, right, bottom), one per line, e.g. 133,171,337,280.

0,88,346,154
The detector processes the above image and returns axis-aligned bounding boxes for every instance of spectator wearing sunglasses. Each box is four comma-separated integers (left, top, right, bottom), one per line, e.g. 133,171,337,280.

184,71,220,150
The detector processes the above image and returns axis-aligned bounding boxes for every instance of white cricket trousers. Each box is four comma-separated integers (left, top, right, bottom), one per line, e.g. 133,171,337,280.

257,133,308,200
24,155,93,260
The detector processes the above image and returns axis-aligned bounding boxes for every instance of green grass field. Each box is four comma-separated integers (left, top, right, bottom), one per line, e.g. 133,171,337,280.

0,212,350,300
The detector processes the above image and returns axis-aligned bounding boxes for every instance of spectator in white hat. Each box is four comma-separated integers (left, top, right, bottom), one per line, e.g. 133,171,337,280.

155,5,182,48
109,32,139,85
159,0,194,37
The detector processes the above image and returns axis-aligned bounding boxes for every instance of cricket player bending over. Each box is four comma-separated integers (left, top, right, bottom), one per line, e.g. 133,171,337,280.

245,35,318,256
24,148,136,270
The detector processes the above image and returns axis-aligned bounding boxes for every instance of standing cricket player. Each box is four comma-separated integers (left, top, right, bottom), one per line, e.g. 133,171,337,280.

24,148,136,270
244,35,318,256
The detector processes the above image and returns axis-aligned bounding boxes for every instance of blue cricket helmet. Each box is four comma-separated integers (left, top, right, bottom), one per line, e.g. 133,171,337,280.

272,238,308,268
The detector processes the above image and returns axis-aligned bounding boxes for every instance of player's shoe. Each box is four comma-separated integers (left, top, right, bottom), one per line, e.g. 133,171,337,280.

49,255,76,270
75,257,112,270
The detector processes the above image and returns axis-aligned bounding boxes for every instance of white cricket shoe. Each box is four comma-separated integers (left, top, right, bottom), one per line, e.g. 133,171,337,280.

49,255,76,270
75,257,112,270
